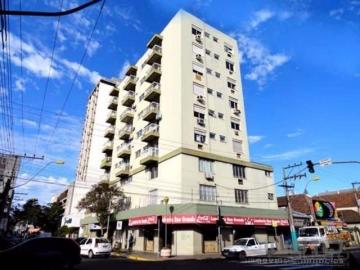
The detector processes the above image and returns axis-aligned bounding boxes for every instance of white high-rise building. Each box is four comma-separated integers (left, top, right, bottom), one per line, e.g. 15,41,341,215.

62,79,116,232
80,11,288,255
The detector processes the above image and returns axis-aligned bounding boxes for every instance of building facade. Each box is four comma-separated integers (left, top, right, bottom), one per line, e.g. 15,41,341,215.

62,79,116,232
80,10,288,255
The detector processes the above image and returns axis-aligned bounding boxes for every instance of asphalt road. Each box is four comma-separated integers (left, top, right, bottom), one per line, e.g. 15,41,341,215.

76,256,350,270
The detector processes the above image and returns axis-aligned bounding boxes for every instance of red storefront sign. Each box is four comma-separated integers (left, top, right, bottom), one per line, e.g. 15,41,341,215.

128,215,157,226
162,214,289,226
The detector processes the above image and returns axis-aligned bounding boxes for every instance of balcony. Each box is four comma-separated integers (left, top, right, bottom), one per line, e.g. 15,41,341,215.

102,141,113,154
117,142,131,158
104,126,115,139
115,161,130,177
140,102,159,122
100,173,110,182
119,108,135,124
110,86,119,96
141,123,159,142
108,97,118,110
118,124,132,140
100,157,112,169
123,75,137,91
140,147,159,165
106,110,116,125
125,65,137,76
144,63,161,83
145,45,162,65
121,91,135,107
147,34,163,49
144,82,161,102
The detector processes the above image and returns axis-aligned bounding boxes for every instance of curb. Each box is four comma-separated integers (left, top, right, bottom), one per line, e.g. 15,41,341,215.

127,255,157,261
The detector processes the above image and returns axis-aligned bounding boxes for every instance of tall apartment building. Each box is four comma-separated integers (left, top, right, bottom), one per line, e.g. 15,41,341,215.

62,79,116,233
80,10,289,255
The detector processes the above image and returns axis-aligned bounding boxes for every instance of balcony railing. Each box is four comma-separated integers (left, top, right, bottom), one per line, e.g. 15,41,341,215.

106,110,116,124
145,63,161,83
100,157,112,169
140,102,159,122
140,147,159,165
147,34,163,49
119,108,135,123
145,45,162,65
121,91,135,107
141,123,159,142
118,124,132,140
104,126,115,139
101,173,110,182
115,161,130,177
144,82,161,102
110,86,119,96
102,141,113,154
125,65,137,76
108,97,118,110
117,142,131,158
123,75,137,91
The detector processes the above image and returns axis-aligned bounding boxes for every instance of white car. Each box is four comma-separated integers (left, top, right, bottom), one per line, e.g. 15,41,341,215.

80,237,112,258
222,238,276,259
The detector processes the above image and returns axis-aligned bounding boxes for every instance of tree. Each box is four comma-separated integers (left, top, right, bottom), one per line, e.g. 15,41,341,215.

77,183,128,235
41,202,64,234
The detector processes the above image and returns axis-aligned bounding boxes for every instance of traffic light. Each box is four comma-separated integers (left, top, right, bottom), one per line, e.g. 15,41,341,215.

306,160,315,173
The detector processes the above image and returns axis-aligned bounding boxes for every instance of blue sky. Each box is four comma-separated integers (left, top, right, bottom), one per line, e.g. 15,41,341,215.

4,0,360,204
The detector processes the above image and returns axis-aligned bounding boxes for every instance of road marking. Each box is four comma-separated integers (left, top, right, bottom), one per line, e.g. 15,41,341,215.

280,264,322,270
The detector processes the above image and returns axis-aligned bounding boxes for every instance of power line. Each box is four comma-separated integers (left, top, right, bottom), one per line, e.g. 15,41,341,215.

19,0,25,153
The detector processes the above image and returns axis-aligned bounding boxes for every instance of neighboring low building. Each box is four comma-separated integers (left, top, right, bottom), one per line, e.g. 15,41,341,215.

52,188,68,209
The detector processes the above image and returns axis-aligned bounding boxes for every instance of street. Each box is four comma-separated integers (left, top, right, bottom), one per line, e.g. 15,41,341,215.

76,255,350,270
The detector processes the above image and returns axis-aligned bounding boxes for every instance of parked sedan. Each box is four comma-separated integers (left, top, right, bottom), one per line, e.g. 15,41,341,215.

0,237,81,269
80,237,112,258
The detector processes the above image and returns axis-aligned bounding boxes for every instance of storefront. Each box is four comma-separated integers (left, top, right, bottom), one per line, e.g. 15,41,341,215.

112,203,289,255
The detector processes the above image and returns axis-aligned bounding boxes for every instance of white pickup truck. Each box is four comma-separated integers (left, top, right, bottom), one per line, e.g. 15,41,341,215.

222,237,276,259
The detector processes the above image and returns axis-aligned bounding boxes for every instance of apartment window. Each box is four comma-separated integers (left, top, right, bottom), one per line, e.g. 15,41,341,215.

232,140,243,154
193,83,204,96
135,149,141,158
199,158,213,173
192,44,203,55
235,189,248,204
231,122,240,130
229,99,238,109
233,164,246,178
218,112,224,119
228,81,236,90
207,88,214,95
149,189,158,205
139,93,144,101
194,132,206,143
214,53,219,60
192,63,204,76
268,193,274,200
213,36,218,42
136,129,143,138
224,44,233,55
200,185,216,201
194,105,205,119
206,68,212,75
219,135,226,142
265,171,271,177
215,72,221,78
216,92,222,98
205,32,210,38
208,109,216,117
149,166,158,179
192,27,201,36
226,61,234,72
205,49,211,55
210,132,216,139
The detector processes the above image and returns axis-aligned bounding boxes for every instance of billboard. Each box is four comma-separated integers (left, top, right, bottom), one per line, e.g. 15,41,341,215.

313,200,335,219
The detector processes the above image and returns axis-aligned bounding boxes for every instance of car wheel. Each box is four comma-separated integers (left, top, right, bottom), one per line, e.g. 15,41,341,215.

88,250,94,259
238,251,246,260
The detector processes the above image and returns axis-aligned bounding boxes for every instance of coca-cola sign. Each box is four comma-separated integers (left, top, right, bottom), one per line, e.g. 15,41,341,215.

129,215,157,226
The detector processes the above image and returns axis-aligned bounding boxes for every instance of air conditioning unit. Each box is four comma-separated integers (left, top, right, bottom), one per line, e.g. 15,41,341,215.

229,70,234,75
197,95,205,104
227,52,232,58
196,54,203,62
197,118,205,126
206,176,214,181
234,131,239,136
195,34,202,42
233,109,241,115
238,179,243,185
195,74,202,81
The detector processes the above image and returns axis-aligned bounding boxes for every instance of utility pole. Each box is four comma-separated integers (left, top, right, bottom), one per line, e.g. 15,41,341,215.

352,182,360,214
281,163,307,251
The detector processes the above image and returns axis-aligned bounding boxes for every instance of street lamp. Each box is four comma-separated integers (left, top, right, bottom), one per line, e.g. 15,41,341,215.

13,159,65,189
303,176,320,194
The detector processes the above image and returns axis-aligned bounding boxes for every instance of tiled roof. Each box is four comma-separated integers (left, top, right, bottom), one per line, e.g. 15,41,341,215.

337,210,360,224
277,194,313,215
313,190,360,208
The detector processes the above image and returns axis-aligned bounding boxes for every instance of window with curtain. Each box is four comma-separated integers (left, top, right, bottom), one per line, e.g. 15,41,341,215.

232,140,243,154
193,83,204,96
235,189,248,204
199,158,214,179
149,189,158,205
233,164,246,179
199,185,216,201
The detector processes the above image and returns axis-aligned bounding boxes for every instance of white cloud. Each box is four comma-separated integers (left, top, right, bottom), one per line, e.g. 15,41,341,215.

118,60,130,79
329,8,344,20
264,143,273,149
22,119,37,128
110,7,142,32
61,59,101,85
87,40,101,57
248,9,274,30
287,129,305,138
235,34,290,87
15,78,25,92
261,148,314,161
248,135,264,144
